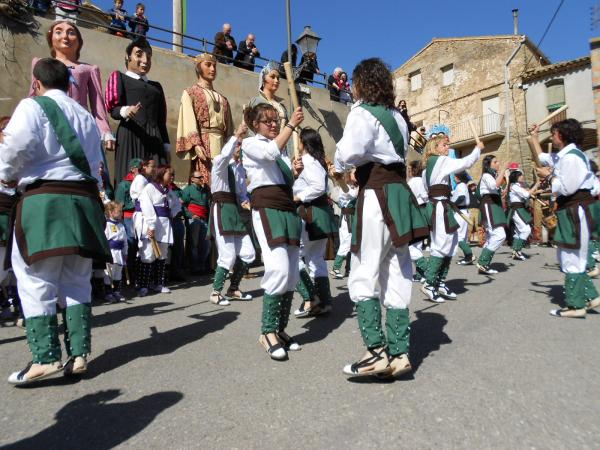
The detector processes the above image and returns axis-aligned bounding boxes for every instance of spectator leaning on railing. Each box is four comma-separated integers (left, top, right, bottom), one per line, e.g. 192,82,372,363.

109,0,128,37
234,34,260,71
298,51,319,83
128,2,149,38
338,71,352,105
327,67,343,101
213,23,236,64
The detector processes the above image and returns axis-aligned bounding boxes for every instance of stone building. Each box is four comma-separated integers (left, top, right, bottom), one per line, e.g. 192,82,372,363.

522,56,596,159
393,35,549,180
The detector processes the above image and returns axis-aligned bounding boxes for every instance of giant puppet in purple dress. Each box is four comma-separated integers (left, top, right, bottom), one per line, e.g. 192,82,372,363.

29,21,116,152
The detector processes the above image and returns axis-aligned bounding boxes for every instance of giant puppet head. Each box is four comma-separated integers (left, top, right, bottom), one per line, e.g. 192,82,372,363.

195,53,217,82
125,37,153,76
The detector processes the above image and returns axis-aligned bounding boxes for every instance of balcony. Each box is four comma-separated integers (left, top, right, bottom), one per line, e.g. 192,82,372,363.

449,113,505,148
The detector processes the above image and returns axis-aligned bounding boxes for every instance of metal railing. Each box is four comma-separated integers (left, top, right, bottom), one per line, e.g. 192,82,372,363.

450,113,505,143
35,0,338,90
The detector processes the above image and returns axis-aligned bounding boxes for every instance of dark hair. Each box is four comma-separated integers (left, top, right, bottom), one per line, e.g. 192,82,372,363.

0,116,10,132
299,128,327,170
136,2,145,9
126,37,152,58
46,21,83,60
508,170,521,185
590,159,598,174
154,165,171,184
244,103,278,133
482,154,497,176
33,58,70,92
455,171,469,184
550,118,583,147
408,160,422,177
352,58,396,109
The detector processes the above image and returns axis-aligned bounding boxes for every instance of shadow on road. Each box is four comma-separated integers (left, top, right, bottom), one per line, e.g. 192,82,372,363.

293,291,354,346
87,310,239,379
6,389,183,450
530,280,564,307
409,309,452,373
92,301,208,329
0,334,26,345
447,277,493,295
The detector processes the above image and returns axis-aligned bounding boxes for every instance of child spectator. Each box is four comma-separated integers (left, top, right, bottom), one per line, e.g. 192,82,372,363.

115,158,141,283
128,3,149,37
104,202,128,302
109,0,128,37
55,0,81,22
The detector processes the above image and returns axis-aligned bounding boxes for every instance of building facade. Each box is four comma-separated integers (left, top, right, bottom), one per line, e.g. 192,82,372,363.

394,35,549,180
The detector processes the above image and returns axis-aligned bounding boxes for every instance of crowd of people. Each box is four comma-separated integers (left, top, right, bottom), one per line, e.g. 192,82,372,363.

1,18,599,387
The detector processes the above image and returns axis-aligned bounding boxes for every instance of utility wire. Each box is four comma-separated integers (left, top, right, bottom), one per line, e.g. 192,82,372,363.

521,0,565,74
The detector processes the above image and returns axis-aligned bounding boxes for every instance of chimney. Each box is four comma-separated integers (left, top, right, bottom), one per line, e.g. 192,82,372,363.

512,9,519,35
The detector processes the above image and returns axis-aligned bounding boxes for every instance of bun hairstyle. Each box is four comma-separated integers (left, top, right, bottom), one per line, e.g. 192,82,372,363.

455,171,470,184
244,103,277,133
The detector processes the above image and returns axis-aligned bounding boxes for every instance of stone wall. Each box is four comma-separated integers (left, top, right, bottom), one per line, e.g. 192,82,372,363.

0,16,350,182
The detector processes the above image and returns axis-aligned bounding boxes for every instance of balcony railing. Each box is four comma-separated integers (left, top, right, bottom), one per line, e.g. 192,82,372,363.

449,113,505,144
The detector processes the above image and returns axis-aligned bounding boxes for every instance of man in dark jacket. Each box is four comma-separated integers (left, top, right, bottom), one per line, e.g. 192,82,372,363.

234,34,260,71
213,23,236,64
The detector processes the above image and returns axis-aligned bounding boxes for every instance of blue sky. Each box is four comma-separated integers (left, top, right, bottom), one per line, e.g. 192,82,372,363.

92,0,594,80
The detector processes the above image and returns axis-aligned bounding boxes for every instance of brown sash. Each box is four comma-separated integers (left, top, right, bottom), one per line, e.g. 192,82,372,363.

250,185,295,212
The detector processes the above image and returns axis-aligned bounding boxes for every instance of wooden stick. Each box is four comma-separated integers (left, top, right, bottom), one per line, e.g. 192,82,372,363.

537,105,568,127
468,119,482,146
283,62,301,160
457,209,473,227
531,194,548,208
151,237,162,259
526,136,542,168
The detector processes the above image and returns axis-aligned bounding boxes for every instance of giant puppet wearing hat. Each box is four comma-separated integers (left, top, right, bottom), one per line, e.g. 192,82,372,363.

176,53,234,183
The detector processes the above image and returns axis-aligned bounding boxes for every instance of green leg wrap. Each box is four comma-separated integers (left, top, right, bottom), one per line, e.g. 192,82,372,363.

458,240,472,258
356,298,385,349
26,314,61,364
212,266,229,292
385,308,410,357
333,254,345,271
582,274,599,301
512,238,524,252
228,258,249,292
295,268,316,302
261,293,282,334
478,248,495,266
425,256,444,287
314,277,332,307
440,257,452,281
61,308,71,357
588,242,596,270
564,273,588,310
279,291,294,332
415,257,428,277
65,303,92,357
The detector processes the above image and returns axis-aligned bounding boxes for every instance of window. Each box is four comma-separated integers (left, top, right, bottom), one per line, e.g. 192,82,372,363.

546,79,565,112
441,64,454,86
410,70,421,91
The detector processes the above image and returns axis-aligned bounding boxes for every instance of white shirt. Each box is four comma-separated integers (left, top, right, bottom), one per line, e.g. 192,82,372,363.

551,143,595,197
105,219,128,265
130,174,148,201
334,103,408,172
538,152,560,169
0,89,102,191
293,153,328,202
408,176,428,206
509,184,530,203
242,134,292,193
479,172,499,196
424,147,480,199
451,182,470,209
139,182,182,243
338,185,358,207
211,136,238,194
231,160,249,204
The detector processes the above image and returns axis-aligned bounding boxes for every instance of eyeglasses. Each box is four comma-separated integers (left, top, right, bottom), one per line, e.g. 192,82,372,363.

259,119,280,126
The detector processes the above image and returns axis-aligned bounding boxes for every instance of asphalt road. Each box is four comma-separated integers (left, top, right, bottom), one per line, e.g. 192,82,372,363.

0,245,599,449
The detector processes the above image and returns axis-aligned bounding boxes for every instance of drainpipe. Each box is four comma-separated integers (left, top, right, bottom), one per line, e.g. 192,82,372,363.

504,35,526,159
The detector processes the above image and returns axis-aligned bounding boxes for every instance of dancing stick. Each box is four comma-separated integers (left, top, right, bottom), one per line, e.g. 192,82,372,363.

525,136,542,168
151,237,162,259
468,119,482,147
537,105,568,128
283,62,301,160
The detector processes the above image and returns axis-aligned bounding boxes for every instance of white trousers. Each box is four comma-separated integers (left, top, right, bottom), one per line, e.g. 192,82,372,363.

104,263,123,283
430,202,458,258
336,215,352,257
252,210,300,295
299,222,327,278
12,242,92,318
456,210,470,242
138,239,169,263
409,241,424,261
558,206,588,273
215,229,256,271
512,213,531,241
349,190,412,309
483,204,506,251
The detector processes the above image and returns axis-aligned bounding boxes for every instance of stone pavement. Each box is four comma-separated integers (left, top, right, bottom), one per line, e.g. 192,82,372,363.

0,245,599,449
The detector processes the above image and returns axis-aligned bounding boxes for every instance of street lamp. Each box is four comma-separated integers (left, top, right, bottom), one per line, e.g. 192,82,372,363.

295,25,321,56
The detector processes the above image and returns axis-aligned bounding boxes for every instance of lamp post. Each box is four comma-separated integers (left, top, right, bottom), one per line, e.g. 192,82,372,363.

295,25,321,56
173,0,182,53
